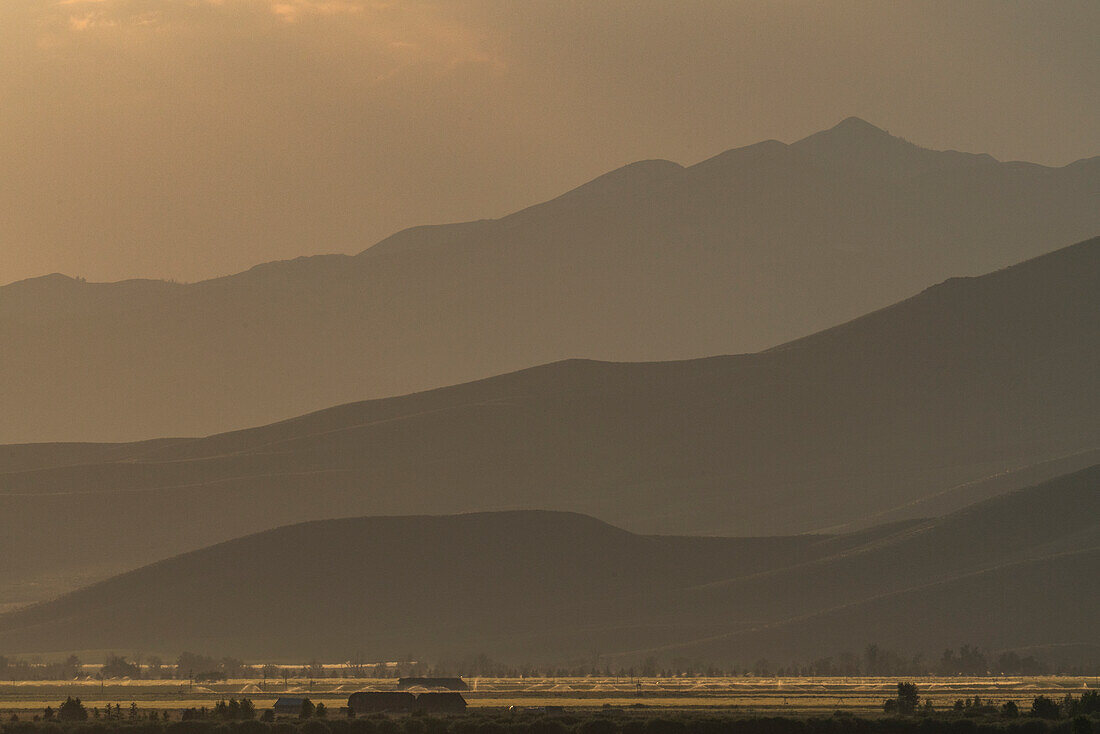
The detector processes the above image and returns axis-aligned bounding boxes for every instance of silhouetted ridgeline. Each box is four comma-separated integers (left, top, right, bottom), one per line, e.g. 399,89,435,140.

2,236,1098,611
2,118,1098,445
0,465,1096,664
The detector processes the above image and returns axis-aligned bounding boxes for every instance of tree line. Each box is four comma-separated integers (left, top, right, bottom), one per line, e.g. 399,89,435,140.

0,643,1092,682
16,688,1099,729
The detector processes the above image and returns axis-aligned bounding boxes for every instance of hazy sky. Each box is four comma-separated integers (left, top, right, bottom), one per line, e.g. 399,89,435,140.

2,0,1098,285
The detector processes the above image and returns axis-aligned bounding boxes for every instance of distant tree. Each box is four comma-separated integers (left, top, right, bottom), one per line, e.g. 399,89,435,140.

314,703,327,719
146,656,164,678
300,698,316,719
57,697,88,722
239,698,256,720
101,654,139,678
346,654,370,677
1030,695,1061,719
42,706,55,721
1061,692,1100,717
221,658,247,678
897,683,920,715
261,709,275,722
62,655,82,678
177,652,217,678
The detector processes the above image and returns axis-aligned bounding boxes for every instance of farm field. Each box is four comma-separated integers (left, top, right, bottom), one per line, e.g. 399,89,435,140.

1,677,1097,718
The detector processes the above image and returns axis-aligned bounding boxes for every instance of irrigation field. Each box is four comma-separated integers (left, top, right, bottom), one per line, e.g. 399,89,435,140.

1,677,1096,717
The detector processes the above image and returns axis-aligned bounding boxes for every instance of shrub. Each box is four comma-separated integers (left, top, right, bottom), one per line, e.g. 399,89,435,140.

58,697,89,722
898,683,920,715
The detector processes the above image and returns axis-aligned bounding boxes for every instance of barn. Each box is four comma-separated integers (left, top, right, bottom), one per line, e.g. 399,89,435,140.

347,691,417,714
416,692,467,713
272,697,305,717
397,677,469,691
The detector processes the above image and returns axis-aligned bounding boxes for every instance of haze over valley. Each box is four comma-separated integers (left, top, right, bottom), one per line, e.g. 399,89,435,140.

1,1,1098,706
2,119,1097,443
1,235,1097,626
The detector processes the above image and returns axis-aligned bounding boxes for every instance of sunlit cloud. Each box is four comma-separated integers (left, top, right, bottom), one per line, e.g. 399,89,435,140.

269,0,365,23
27,0,502,74
67,13,106,30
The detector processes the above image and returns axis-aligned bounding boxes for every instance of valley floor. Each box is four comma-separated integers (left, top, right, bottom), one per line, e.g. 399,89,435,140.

1,677,1096,718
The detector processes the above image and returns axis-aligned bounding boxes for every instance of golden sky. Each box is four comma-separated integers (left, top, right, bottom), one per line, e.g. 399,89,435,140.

2,0,1098,284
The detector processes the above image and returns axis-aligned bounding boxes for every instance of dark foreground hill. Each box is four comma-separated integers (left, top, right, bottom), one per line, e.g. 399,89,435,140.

0,465,1095,664
2,118,1097,444
1,236,1098,607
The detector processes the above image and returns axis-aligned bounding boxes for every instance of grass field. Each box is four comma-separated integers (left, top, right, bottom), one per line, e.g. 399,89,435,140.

1,677,1096,718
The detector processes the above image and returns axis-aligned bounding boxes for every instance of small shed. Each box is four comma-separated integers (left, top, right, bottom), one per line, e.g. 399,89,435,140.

347,691,417,714
397,677,469,691
273,697,305,716
416,692,467,713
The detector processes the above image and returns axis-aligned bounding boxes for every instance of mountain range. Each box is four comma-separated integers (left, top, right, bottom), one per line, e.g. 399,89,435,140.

1,235,1097,611
0,464,1094,665
2,117,1097,443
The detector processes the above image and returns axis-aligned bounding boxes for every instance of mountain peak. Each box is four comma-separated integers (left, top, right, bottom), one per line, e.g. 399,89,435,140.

830,116,894,137
795,116,911,153
792,117,996,180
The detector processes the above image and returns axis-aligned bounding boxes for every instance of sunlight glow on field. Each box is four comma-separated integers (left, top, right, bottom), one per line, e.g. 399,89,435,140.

1,677,1096,716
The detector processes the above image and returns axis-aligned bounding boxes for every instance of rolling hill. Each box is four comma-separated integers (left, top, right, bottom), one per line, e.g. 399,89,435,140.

0,465,1095,665
2,118,1097,443
1,235,1097,609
